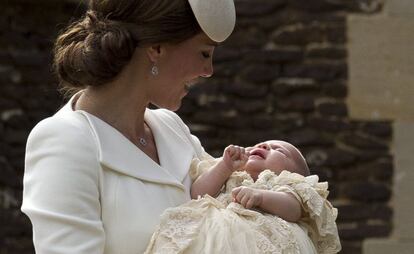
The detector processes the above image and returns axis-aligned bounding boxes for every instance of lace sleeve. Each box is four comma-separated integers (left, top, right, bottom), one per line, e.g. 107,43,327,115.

188,153,218,182
263,170,342,254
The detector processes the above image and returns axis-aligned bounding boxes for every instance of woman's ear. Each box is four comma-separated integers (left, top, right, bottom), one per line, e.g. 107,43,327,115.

146,44,162,63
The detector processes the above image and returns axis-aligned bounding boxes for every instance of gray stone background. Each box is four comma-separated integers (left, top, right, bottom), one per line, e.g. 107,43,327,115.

0,0,397,253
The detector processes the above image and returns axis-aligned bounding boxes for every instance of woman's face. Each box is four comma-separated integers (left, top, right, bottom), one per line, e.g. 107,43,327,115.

149,33,216,111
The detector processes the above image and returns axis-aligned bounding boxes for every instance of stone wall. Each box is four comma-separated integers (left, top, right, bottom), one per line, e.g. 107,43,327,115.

0,0,392,253
347,0,414,253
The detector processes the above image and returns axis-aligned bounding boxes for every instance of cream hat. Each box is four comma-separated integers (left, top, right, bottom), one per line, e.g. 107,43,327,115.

188,0,236,42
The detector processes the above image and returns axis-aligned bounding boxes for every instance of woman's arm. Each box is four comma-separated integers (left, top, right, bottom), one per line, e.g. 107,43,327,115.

191,145,247,199
232,187,302,222
21,116,105,254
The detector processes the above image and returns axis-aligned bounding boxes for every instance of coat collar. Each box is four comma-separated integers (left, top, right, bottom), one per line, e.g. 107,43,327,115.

60,96,194,191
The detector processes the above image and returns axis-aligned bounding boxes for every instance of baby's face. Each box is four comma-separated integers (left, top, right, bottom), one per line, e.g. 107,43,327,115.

244,140,302,180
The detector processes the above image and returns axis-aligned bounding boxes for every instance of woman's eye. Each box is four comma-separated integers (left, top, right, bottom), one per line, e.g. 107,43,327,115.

202,52,211,58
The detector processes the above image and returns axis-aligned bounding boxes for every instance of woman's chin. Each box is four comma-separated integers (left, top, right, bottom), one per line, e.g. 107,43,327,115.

153,101,182,112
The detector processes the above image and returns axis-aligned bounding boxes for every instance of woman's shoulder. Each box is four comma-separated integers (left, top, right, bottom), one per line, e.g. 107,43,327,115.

28,107,95,147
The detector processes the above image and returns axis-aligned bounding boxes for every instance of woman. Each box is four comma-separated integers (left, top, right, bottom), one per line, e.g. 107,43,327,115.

21,0,235,253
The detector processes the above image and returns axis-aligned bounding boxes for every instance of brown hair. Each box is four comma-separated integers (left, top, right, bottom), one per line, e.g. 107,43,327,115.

53,0,201,91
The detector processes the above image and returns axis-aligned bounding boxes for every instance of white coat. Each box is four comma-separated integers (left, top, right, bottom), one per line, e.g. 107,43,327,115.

21,96,206,254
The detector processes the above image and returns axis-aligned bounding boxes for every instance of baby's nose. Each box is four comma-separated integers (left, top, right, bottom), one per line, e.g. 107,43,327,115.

258,143,270,150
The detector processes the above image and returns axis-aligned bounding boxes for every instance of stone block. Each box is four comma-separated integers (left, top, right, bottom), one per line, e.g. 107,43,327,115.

246,114,274,130
306,46,347,59
308,167,334,182
0,157,20,188
336,158,393,182
338,221,392,240
221,81,269,98
283,62,347,81
285,128,333,146
288,0,348,12
230,129,284,146
187,124,218,139
3,129,29,145
268,114,306,132
317,101,348,117
213,47,241,63
232,98,267,114
339,132,388,150
226,27,267,48
0,236,34,254
359,121,392,138
0,98,20,111
320,81,348,98
272,24,346,46
3,114,31,129
346,0,383,13
244,48,303,63
339,240,362,254
306,149,329,167
252,9,344,31
235,0,286,17
275,94,315,113
9,49,49,67
325,148,357,167
213,61,244,78
337,203,393,221
241,64,280,83
307,116,352,132
341,181,391,202
0,209,32,238
272,78,320,96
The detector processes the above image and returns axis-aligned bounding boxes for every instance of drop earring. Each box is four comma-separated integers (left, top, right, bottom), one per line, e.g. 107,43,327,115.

151,63,159,76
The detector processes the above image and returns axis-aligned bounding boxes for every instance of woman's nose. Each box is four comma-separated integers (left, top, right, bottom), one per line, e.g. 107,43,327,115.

201,61,214,78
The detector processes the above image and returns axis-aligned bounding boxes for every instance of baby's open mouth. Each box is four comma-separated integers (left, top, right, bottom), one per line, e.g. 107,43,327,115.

249,149,266,159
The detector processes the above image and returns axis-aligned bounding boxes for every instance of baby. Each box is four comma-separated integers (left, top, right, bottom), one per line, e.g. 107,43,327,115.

191,140,310,222
145,140,341,254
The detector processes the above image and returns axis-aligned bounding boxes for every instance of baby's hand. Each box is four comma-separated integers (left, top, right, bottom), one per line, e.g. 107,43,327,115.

223,145,248,172
231,186,263,209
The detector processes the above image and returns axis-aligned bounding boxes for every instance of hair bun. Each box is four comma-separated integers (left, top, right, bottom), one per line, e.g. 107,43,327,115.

54,10,137,88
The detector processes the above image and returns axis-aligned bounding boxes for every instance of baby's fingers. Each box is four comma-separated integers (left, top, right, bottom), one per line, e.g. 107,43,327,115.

245,197,255,209
230,145,243,160
240,195,250,208
240,151,249,163
224,145,236,157
231,186,242,198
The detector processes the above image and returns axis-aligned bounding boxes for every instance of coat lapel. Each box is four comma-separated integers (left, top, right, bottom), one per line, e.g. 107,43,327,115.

77,109,193,191
145,109,194,184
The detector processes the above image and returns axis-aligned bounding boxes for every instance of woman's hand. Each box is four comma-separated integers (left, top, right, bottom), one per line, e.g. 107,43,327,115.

222,145,248,173
231,186,263,209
